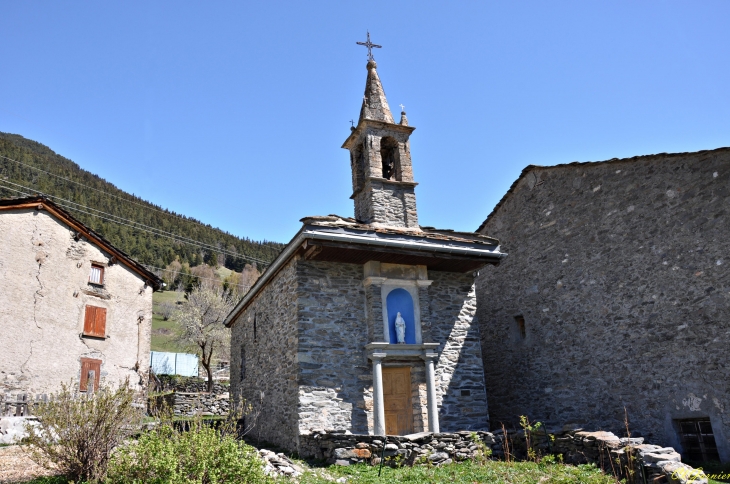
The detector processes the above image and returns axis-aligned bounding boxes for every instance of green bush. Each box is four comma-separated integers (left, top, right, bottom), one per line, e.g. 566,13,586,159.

24,381,141,483
106,420,273,484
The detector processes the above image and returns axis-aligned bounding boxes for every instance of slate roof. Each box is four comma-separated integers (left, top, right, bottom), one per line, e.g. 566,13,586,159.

476,146,730,233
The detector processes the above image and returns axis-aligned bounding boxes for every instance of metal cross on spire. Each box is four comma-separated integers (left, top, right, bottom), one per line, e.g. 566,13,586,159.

399,104,405,112
356,31,382,61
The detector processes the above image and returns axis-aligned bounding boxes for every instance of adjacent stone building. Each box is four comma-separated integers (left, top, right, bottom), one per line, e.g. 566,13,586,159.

475,148,730,462
226,59,505,454
0,196,162,397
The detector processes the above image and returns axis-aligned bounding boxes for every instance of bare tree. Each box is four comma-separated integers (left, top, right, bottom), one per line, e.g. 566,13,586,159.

174,282,233,392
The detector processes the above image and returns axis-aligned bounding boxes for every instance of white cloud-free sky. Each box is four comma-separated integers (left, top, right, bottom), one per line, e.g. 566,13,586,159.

2,1,729,243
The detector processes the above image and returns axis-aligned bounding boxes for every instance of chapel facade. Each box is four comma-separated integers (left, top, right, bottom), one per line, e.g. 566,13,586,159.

226,58,504,454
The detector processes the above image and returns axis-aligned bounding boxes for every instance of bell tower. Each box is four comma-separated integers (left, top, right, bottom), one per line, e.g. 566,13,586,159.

342,58,419,228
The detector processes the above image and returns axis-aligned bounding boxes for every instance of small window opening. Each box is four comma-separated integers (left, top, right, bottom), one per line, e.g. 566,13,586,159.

89,264,104,285
676,418,720,462
380,136,399,180
79,358,101,392
240,346,246,382
253,313,257,341
515,315,526,340
461,390,471,397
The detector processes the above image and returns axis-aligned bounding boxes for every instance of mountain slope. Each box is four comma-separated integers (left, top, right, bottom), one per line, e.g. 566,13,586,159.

0,132,283,270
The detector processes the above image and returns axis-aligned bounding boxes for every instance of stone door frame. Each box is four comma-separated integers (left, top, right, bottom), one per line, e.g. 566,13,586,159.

366,342,440,436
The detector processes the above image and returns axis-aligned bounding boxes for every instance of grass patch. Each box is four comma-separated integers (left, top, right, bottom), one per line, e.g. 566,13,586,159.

297,460,617,484
151,291,186,352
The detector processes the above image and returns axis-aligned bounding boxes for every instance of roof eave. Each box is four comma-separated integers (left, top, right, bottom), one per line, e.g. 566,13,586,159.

0,196,164,290
223,224,506,327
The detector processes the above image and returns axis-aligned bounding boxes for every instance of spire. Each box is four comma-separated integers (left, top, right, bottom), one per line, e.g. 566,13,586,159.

359,60,395,124
399,108,408,127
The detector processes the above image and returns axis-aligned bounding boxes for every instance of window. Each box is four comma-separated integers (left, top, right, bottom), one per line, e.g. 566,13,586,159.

83,305,107,338
89,264,104,285
515,315,526,340
676,418,720,462
380,136,400,180
79,358,101,392
240,347,245,382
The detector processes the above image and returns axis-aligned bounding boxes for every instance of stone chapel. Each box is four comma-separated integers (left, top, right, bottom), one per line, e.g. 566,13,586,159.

225,58,505,454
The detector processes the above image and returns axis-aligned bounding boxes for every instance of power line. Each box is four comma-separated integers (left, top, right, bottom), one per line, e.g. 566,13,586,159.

143,264,253,290
5,178,271,265
0,153,176,215
0,152,281,249
0,179,272,266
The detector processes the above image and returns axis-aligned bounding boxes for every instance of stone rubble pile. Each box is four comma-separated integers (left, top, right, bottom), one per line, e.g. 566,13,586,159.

302,427,707,483
258,449,303,478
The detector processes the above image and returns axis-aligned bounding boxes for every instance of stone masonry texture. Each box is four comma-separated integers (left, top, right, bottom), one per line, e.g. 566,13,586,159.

475,148,730,461
230,259,299,451
231,256,490,455
0,208,153,397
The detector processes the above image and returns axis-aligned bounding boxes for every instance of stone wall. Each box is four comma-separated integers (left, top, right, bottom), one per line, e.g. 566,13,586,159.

295,260,371,435
294,261,490,441
299,428,707,483
427,273,490,431
476,148,730,461
0,208,153,397
229,259,299,451
353,179,419,228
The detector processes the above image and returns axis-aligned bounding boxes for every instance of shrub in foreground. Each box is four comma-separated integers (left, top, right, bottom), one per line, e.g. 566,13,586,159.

24,381,141,483
106,419,273,484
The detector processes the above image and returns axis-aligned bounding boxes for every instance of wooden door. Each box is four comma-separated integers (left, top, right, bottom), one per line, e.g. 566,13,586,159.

383,366,413,435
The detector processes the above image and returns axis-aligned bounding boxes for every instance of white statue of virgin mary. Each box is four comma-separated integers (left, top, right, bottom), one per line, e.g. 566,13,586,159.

395,312,406,344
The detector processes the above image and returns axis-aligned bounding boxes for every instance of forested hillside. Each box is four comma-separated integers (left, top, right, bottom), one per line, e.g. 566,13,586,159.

0,132,283,271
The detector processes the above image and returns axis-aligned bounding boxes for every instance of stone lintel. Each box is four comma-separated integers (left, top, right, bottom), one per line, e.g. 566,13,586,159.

365,343,440,361
363,276,387,287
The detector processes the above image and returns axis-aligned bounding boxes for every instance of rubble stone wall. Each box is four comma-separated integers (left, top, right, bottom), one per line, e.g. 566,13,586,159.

295,260,371,435
299,428,707,483
427,272,490,431
353,179,418,228
229,259,300,451
293,261,490,442
476,148,730,462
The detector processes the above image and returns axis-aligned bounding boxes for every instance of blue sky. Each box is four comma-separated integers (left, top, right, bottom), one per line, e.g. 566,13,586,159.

2,1,729,243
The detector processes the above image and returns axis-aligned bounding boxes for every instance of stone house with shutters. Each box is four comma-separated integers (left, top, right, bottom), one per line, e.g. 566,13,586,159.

0,196,162,398
475,149,730,462
225,59,505,454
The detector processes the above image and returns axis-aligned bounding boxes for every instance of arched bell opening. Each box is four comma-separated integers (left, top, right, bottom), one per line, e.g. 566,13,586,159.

380,136,400,181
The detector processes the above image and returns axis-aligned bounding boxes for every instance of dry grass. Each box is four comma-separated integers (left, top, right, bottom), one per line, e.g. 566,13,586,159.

0,446,60,484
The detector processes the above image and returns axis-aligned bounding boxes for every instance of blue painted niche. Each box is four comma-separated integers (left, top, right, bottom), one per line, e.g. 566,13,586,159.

386,288,416,344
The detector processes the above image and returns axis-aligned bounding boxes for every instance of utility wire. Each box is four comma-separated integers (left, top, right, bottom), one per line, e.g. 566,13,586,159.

143,264,253,290
0,179,272,266
0,153,280,249
0,153,178,216
1,178,271,265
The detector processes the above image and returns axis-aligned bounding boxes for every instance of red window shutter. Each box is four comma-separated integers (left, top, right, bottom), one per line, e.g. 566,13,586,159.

79,358,102,392
83,306,106,337
83,306,96,335
95,307,107,337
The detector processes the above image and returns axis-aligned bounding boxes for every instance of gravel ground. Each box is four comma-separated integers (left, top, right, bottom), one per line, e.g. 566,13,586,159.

0,446,60,484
